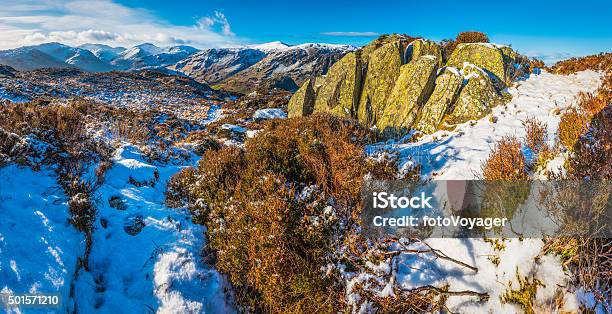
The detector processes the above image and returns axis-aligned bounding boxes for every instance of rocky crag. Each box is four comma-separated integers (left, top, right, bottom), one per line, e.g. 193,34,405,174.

288,34,530,134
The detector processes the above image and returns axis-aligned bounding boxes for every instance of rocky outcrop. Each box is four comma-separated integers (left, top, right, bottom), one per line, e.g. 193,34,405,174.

287,35,527,136
405,39,442,66
377,55,438,131
357,41,406,125
446,43,509,87
313,52,362,117
288,77,316,118
447,64,503,123
415,67,463,133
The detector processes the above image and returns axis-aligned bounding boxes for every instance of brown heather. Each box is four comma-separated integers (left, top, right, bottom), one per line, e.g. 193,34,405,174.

442,31,489,62
166,114,384,312
481,136,527,180
523,117,548,154
551,52,612,75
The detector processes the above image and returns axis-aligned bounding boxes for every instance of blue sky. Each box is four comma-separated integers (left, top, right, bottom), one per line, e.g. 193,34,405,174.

1,0,610,63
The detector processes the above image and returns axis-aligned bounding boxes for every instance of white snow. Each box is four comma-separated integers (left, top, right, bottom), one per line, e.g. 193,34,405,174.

252,108,287,120
221,123,247,133
361,70,605,313
247,41,290,51
72,144,233,313
0,165,84,301
367,70,602,180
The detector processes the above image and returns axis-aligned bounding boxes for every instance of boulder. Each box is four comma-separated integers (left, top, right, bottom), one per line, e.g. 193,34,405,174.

446,43,509,87
359,34,412,62
405,39,442,66
313,52,362,117
415,67,463,133
288,77,316,118
377,55,438,132
447,64,502,123
357,41,405,125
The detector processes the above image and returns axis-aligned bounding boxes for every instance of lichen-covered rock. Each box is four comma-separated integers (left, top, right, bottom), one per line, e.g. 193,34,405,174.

415,67,463,133
359,34,413,62
446,43,509,87
405,39,442,66
377,55,438,132
313,52,362,117
288,77,316,118
447,64,502,123
357,41,405,125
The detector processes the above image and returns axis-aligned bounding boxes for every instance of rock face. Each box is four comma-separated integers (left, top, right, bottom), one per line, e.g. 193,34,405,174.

378,55,438,131
405,39,442,66
287,35,527,135
288,77,316,118
446,43,508,87
313,52,362,117
447,64,502,123
357,41,405,125
415,67,463,133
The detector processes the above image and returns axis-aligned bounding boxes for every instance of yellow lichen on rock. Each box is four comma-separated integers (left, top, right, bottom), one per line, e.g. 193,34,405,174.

357,41,405,126
377,55,438,132
313,52,362,118
415,67,463,133
446,43,508,87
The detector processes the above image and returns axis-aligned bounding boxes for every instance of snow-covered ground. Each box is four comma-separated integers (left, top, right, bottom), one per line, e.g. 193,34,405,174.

0,166,84,312
252,108,287,120
359,70,606,313
71,145,233,313
367,70,602,180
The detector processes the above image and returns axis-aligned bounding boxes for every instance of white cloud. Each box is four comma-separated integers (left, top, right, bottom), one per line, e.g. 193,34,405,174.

0,0,241,49
196,11,234,36
321,31,379,37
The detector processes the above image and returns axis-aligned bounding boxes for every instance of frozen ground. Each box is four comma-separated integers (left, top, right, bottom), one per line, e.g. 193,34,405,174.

0,166,84,313
367,70,602,180
359,70,606,313
71,145,232,313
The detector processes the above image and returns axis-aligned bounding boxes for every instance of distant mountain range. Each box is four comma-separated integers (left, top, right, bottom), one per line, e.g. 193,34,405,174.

0,41,355,93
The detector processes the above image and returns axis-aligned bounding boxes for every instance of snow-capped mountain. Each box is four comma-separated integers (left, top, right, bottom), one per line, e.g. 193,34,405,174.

169,48,267,85
219,43,355,93
110,43,199,70
173,42,355,92
0,41,355,92
78,43,126,62
247,41,291,51
0,43,113,72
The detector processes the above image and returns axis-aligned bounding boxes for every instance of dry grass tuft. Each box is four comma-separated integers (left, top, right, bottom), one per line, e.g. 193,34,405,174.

481,136,527,180
523,117,548,154
558,107,589,150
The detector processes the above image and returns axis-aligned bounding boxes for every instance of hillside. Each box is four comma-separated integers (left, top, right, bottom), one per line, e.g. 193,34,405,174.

0,33,610,314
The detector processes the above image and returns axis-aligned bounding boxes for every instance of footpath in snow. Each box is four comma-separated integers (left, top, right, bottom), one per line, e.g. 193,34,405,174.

72,145,232,313
367,70,602,180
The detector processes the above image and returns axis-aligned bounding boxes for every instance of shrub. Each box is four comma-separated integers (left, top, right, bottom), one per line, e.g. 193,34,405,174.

566,105,612,179
455,31,490,44
442,31,490,62
523,117,548,154
551,52,612,74
558,107,589,150
166,114,383,312
481,136,527,180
